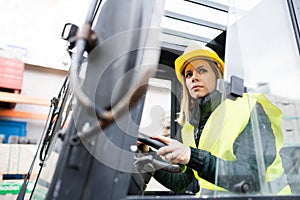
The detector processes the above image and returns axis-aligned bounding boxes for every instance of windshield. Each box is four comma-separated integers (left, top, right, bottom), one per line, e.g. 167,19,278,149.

213,0,300,197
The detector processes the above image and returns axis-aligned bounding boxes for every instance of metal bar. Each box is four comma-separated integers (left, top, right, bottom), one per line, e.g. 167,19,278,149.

287,0,300,55
184,0,229,12
0,109,48,120
165,11,226,30
161,42,186,52
0,91,50,106
162,28,212,43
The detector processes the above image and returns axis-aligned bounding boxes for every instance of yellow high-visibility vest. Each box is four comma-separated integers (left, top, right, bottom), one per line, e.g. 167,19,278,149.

181,93,291,195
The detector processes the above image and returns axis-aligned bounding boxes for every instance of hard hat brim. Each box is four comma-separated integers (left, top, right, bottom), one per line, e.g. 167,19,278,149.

175,49,224,83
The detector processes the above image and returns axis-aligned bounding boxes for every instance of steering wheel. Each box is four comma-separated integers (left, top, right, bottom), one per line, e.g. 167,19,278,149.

137,135,184,174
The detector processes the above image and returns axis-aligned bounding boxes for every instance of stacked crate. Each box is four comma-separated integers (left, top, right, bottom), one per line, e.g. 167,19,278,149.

0,144,38,199
0,57,24,108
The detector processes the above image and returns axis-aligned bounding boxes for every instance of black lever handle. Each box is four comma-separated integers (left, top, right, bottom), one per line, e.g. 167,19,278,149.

138,136,166,150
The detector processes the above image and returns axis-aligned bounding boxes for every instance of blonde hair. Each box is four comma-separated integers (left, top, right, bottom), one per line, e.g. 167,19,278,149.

176,59,223,125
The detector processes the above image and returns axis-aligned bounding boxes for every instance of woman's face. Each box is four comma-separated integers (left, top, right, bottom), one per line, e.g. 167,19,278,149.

184,59,217,99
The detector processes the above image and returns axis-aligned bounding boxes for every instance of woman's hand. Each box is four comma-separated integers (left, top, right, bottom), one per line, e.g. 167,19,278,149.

151,135,191,165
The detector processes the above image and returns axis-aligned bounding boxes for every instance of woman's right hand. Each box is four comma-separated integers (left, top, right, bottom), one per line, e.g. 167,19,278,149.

151,135,191,165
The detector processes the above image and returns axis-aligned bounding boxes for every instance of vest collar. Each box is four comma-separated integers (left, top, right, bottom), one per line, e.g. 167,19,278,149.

189,90,222,128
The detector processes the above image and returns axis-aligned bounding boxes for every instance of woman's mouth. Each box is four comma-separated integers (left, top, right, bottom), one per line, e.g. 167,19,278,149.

192,85,201,90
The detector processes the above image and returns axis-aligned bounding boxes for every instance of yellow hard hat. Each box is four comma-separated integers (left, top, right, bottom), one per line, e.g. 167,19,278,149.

174,41,224,84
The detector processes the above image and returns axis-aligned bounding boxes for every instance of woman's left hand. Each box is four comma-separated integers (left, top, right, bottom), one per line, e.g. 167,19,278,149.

151,135,191,165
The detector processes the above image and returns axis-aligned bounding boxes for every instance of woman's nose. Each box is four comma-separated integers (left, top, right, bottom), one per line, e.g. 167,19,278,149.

191,73,199,82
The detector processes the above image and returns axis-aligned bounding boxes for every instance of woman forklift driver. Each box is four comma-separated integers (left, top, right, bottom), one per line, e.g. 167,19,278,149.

149,41,291,196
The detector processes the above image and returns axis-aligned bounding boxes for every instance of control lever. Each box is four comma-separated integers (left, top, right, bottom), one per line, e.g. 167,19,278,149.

137,136,166,150
137,133,184,174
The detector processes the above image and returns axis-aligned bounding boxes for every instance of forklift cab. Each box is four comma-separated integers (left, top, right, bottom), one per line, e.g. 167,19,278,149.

24,0,300,199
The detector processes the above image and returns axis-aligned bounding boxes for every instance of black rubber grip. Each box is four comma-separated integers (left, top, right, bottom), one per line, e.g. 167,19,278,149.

138,137,166,150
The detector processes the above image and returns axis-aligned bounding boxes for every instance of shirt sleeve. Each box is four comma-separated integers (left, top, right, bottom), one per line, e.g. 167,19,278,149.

153,167,195,193
187,147,216,183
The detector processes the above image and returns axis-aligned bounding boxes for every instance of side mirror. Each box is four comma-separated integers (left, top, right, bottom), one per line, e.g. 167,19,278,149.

61,23,79,41
217,75,246,100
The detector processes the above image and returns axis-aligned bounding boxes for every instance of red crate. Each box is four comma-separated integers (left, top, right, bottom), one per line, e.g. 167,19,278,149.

0,57,24,90
0,57,24,109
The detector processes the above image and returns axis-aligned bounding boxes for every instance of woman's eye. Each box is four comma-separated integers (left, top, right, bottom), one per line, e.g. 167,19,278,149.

185,72,192,78
197,67,207,74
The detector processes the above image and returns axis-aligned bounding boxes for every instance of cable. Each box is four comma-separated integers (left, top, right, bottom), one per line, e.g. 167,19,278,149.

16,99,54,200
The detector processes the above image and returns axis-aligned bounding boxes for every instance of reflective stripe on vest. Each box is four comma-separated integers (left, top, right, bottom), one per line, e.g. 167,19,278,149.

181,93,291,194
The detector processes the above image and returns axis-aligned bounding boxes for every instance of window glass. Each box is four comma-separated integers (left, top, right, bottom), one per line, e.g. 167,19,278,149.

214,0,300,196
